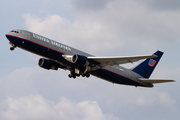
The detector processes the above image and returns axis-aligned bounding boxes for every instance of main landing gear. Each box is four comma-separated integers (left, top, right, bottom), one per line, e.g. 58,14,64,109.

68,68,90,79
68,73,90,79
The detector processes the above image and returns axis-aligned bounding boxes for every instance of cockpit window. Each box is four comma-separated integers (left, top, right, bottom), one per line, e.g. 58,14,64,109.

11,30,19,33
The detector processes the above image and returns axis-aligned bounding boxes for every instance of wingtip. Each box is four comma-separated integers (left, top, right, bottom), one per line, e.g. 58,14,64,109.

152,54,158,57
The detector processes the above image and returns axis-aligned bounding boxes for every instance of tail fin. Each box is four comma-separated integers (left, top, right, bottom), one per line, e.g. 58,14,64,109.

132,50,163,78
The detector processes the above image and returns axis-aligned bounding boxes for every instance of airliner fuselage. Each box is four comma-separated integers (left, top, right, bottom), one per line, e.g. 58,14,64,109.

5,30,174,87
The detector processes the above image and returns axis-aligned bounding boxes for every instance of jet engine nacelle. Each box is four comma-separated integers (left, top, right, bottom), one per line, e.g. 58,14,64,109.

38,58,58,70
62,54,89,66
72,54,89,66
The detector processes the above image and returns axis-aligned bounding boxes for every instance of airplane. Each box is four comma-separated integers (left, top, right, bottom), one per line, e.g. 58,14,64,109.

5,29,175,88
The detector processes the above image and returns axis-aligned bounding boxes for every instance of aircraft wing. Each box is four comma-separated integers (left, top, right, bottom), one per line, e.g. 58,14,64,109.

138,78,175,84
87,54,157,67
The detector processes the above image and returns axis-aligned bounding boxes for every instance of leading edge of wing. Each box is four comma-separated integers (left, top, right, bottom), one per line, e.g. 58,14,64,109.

138,78,175,84
87,54,157,66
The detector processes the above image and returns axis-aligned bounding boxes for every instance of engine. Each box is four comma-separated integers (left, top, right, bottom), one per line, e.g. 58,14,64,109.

72,54,89,66
38,58,58,70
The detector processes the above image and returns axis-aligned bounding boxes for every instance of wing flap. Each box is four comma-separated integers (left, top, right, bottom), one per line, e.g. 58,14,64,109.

138,78,175,84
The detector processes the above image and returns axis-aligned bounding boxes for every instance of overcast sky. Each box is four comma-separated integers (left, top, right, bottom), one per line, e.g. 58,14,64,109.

0,0,180,120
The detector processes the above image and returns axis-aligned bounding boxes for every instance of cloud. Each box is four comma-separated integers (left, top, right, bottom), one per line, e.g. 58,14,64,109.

66,0,112,11
145,0,180,11
23,0,180,56
136,89,176,107
65,0,180,12
0,67,36,98
0,94,120,120
1,0,180,120
23,13,124,55
19,0,180,119
0,64,176,108
0,64,177,119
93,85,176,109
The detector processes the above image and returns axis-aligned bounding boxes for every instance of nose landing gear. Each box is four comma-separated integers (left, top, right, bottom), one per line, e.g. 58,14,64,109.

9,42,16,51
10,46,15,51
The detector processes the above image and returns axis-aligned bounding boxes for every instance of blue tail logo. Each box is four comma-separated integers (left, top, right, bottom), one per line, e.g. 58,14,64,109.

148,59,156,67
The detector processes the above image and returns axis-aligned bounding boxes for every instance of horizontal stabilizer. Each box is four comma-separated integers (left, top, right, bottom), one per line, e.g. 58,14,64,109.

138,78,175,84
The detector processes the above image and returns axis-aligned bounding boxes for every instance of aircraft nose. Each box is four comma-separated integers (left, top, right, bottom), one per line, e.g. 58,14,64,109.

5,33,8,36
5,33,10,40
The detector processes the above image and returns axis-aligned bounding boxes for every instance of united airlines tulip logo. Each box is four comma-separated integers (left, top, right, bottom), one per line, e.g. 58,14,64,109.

148,59,156,67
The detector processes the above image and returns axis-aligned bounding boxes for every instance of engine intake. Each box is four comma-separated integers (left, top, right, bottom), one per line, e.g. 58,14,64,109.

38,58,58,70
72,54,89,66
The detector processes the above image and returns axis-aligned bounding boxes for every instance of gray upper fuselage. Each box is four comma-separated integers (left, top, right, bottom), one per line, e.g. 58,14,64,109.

9,29,91,56
6,29,153,87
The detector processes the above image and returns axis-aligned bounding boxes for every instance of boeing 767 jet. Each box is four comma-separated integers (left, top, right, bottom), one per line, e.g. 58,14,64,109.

5,29,175,87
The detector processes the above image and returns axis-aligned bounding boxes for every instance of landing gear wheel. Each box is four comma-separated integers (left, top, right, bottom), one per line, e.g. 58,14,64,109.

68,74,73,78
10,47,15,51
86,74,90,78
81,73,90,78
73,75,76,79
68,74,76,79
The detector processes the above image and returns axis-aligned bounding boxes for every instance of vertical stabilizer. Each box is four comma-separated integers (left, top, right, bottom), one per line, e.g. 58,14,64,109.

132,51,163,78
